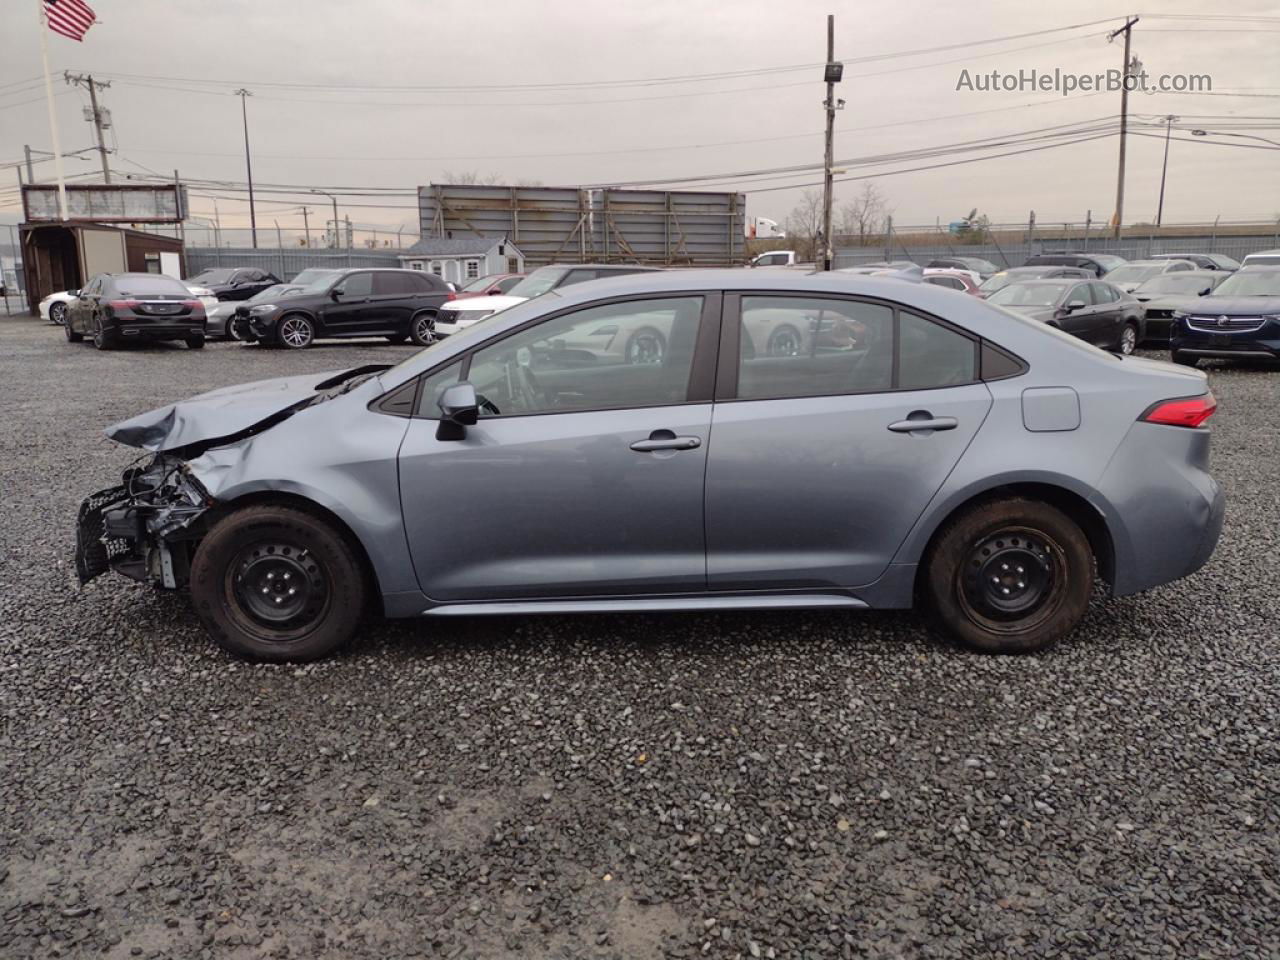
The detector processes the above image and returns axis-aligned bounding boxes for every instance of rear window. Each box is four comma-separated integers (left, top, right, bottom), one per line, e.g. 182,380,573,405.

110,275,192,297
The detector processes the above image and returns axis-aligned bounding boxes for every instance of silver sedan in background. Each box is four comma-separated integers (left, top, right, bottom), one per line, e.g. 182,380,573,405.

76,271,1223,662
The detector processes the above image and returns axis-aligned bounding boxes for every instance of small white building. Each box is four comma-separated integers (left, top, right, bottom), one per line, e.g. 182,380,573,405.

399,236,525,286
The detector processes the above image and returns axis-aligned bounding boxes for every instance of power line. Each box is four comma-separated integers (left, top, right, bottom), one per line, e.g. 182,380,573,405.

82,18,1124,95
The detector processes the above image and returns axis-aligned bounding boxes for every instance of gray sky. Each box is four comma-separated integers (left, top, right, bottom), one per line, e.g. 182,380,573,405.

2,0,1278,243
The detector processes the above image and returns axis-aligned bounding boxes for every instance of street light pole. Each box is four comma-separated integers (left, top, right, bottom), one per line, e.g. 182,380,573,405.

234,88,258,248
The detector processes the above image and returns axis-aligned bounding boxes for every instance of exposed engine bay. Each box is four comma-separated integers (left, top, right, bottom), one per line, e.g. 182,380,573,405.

75,457,213,589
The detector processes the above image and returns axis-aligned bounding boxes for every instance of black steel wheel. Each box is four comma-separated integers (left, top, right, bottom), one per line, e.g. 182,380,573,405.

923,498,1093,654
190,505,366,662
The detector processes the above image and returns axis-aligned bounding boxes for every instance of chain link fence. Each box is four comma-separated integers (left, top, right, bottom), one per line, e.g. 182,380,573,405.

184,247,405,281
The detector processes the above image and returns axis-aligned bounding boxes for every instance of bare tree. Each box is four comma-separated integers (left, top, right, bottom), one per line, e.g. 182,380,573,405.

783,189,824,260
837,182,891,246
442,170,503,186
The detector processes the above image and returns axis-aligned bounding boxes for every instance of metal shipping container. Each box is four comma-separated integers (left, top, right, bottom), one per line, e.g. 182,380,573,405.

418,184,745,268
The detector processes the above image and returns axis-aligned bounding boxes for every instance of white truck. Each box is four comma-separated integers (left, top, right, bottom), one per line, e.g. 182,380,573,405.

749,250,812,268
745,216,786,240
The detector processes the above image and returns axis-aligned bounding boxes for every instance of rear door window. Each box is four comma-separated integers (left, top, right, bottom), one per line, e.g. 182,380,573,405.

732,296,978,401
374,272,418,296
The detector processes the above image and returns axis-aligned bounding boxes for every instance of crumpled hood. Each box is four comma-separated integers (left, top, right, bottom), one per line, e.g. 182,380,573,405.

105,367,376,452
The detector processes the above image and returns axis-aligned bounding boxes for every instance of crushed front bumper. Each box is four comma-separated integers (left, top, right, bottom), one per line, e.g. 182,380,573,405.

75,458,215,588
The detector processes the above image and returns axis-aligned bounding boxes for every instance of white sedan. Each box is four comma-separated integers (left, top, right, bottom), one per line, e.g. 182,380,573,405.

39,290,78,325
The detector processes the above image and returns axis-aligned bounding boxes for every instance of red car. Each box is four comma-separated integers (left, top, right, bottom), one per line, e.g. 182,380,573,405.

454,273,525,299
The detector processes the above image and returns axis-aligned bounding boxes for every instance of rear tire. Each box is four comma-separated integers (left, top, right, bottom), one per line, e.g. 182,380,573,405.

922,498,1093,654
92,318,115,351
64,316,83,342
186,335,205,350
50,301,67,325
1119,322,1138,355
1172,351,1200,368
189,505,366,662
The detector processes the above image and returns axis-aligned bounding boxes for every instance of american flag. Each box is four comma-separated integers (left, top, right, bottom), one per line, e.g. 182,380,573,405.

43,0,97,42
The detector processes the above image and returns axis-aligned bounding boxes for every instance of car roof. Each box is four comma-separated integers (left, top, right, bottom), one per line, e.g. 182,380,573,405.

1123,259,1187,267
1244,249,1280,256
1238,264,1280,272
999,277,1083,285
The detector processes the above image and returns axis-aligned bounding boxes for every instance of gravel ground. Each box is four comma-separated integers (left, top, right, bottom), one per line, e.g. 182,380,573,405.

1,313,1277,960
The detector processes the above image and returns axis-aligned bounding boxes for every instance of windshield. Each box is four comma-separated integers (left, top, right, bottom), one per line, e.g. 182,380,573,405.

1105,264,1161,284
1245,254,1280,267
247,283,291,304
461,274,502,293
979,271,1024,293
113,275,193,297
1212,270,1280,297
291,269,344,294
1092,254,1127,269
960,258,999,274
189,268,234,284
988,282,1070,307
505,266,570,299
1137,274,1211,295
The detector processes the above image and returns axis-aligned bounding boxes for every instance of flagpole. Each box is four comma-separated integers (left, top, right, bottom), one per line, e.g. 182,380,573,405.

36,0,69,220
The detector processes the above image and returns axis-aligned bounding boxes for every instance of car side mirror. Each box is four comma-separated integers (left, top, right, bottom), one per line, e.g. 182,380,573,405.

330,287,343,301
69,289,80,298
435,381,480,441
1064,300,1087,313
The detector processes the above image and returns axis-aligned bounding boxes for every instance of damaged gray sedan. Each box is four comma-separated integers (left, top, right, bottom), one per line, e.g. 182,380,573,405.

77,270,1224,662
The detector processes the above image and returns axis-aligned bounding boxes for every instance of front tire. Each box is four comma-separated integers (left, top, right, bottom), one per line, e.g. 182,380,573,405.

922,498,1093,654
277,314,315,349
409,311,436,347
50,301,67,325
189,505,366,662
1172,351,1200,368
64,315,83,342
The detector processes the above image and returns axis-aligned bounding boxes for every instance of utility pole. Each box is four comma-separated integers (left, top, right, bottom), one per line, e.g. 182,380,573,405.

23,145,34,183
820,14,843,272
312,190,339,248
64,73,112,183
1108,15,1139,240
234,88,258,248
301,207,311,248
1155,113,1178,227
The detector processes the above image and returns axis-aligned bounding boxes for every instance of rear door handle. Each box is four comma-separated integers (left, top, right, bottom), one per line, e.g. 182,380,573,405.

888,414,958,434
630,430,702,452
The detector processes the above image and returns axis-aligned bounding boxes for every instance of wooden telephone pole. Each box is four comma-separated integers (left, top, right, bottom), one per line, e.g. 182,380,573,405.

1108,16,1139,239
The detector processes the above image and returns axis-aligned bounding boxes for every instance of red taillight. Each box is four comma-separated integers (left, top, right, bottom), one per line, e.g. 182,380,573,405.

445,291,457,301
182,299,201,309
1141,392,1217,428
108,299,140,310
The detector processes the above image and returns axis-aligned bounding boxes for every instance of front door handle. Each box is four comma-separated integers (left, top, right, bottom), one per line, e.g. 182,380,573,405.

630,430,702,452
887,413,958,434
